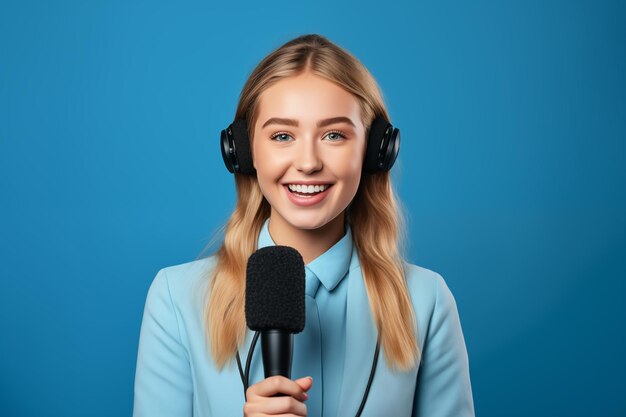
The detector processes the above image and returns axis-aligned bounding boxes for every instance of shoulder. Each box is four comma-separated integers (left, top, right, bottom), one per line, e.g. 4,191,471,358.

402,262,460,331
403,262,454,305
159,255,217,288
145,255,218,315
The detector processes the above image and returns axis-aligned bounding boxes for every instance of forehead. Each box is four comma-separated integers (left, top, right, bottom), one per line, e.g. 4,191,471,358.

255,73,361,125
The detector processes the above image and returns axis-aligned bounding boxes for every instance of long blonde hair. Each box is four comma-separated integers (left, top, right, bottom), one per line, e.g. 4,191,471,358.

203,34,419,371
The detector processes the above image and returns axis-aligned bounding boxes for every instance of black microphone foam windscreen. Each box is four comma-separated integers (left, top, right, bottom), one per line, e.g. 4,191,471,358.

245,245,306,333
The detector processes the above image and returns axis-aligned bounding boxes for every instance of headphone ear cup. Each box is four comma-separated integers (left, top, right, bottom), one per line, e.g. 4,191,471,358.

363,117,400,173
220,126,237,173
220,119,256,175
380,127,400,171
363,117,388,173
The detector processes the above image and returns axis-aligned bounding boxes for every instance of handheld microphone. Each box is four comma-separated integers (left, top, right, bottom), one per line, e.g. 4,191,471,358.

239,243,380,416
245,246,305,379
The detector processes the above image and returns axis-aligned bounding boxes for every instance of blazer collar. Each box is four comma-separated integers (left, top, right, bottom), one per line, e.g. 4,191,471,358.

257,217,353,293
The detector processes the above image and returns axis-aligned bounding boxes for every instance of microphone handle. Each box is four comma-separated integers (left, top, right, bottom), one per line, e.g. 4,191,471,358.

261,329,294,379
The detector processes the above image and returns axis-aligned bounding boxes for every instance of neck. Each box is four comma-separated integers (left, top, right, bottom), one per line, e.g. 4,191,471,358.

267,211,346,265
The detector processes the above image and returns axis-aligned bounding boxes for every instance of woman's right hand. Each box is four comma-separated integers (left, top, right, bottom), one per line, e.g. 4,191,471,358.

243,375,313,416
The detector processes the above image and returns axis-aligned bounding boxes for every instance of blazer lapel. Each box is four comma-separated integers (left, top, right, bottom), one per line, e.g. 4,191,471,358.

336,246,380,416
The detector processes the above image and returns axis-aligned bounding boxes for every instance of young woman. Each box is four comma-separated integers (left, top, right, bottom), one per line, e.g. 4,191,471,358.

133,34,474,417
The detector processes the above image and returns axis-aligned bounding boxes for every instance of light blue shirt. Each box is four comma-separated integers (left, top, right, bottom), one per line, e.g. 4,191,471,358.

133,219,475,416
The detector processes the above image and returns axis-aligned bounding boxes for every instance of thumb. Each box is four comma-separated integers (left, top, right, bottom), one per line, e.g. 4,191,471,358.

294,376,313,391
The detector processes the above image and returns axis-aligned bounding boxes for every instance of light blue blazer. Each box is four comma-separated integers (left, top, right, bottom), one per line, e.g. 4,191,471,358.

133,222,475,416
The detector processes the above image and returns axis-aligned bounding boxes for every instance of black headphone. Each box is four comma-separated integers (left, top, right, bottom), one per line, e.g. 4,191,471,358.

220,116,400,175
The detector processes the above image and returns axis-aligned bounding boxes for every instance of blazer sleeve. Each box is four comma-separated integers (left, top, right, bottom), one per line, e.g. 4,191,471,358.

133,268,193,417
412,272,475,417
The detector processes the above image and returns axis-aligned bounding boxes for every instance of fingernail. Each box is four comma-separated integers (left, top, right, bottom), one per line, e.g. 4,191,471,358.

307,376,313,381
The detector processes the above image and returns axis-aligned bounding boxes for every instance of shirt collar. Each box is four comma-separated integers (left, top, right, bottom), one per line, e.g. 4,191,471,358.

257,217,353,293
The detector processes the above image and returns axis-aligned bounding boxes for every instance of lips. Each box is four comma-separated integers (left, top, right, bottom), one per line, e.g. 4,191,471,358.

283,184,333,207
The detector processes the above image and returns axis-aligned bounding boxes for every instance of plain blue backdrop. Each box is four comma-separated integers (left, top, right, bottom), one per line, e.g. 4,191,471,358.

1,1,625,416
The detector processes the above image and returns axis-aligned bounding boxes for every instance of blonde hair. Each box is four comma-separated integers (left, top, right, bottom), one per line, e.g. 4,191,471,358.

203,34,419,371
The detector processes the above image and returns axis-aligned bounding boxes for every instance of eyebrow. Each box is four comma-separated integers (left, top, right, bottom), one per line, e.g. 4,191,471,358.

261,116,356,129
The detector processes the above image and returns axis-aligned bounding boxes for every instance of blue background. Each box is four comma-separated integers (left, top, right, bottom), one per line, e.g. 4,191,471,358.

1,1,624,416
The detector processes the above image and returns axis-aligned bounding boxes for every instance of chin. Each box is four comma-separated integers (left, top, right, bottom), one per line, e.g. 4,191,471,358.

285,216,330,231
280,209,343,232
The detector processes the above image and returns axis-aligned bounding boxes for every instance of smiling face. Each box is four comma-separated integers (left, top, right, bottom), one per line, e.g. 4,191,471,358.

251,71,367,234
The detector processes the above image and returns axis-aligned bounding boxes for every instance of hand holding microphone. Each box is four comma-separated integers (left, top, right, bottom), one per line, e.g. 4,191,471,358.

244,375,313,416
243,246,312,416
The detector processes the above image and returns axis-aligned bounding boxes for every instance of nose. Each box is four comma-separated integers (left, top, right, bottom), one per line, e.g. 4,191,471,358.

294,139,323,174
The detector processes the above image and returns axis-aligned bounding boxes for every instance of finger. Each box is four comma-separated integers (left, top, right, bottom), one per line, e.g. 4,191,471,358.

253,395,307,416
294,376,313,392
248,375,308,401
244,400,305,417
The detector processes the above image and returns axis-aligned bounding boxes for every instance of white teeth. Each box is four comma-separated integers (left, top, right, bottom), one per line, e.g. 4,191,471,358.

287,184,330,194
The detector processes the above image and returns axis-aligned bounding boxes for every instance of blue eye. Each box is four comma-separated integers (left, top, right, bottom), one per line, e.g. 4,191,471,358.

270,132,293,142
325,130,347,141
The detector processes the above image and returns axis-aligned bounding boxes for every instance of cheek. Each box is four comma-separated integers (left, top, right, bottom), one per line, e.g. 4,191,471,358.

253,149,291,200
344,171,363,197
254,143,281,178
334,162,363,200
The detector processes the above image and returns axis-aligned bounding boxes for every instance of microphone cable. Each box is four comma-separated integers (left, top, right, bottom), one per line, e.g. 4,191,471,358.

236,330,260,395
